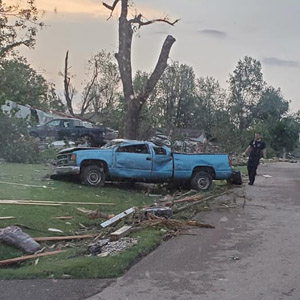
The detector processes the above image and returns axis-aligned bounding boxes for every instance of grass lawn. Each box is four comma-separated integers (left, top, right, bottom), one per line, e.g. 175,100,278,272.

0,162,161,279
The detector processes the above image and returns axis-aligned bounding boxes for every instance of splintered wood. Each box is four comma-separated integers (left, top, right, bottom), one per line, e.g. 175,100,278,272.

141,215,215,230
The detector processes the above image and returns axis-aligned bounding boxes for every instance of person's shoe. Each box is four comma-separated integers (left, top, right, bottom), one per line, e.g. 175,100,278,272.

248,182,253,186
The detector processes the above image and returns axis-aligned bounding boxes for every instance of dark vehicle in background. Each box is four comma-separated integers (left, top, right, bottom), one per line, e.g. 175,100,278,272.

29,118,107,147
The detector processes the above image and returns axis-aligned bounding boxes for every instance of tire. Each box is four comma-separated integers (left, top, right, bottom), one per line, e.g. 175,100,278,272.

81,165,106,187
191,171,213,191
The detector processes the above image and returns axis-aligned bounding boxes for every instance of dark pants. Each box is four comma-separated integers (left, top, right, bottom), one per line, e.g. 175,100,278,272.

247,159,259,185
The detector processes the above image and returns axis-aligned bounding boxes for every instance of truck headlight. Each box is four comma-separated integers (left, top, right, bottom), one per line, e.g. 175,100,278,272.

71,154,76,162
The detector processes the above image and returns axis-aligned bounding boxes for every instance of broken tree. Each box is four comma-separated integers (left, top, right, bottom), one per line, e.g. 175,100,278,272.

103,0,179,139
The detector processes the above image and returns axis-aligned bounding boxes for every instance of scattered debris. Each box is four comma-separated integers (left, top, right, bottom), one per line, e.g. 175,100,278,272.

0,226,41,254
229,255,240,261
110,225,132,241
48,228,64,234
263,175,273,178
173,192,227,213
0,250,64,266
34,234,95,242
100,207,135,228
141,215,215,230
142,207,173,218
0,216,16,220
88,237,138,256
76,208,114,220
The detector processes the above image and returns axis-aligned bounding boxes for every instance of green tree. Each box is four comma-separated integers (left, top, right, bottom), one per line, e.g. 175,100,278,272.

156,62,196,129
228,56,265,132
194,76,226,132
0,0,44,58
270,118,300,156
0,57,64,111
254,86,289,122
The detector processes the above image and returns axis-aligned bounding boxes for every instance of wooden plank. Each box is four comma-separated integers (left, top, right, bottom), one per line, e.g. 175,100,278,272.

0,201,61,207
34,234,94,242
100,207,135,228
52,216,74,220
110,225,132,241
0,200,114,206
0,217,15,220
0,250,64,266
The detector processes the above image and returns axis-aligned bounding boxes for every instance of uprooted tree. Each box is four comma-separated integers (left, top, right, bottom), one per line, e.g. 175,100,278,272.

103,0,179,139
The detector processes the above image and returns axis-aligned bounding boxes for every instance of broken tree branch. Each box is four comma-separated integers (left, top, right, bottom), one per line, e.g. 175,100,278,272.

129,14,180,28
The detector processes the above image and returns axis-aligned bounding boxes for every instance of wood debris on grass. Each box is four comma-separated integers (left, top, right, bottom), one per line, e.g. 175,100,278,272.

0,216,16,220
76,208,115,220
110,225,132,241
34,234,95,242
140,214,215,230
52,216,74,220
0,201,61,206
0,200,114,206
0,250,64,266
100,207,135,228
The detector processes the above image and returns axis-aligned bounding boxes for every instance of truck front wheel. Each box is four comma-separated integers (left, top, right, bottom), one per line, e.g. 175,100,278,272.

191,171,212,191
81,165,105,187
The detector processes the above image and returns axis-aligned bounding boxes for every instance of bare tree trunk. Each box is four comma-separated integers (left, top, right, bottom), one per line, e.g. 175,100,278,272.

64,51,74,116
103,0,178,139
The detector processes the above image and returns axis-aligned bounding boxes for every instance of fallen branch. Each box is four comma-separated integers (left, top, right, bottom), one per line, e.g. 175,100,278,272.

141,215,214,230
0,250,64,266
34,234,95,242
165,194,204,206
173,192,227,213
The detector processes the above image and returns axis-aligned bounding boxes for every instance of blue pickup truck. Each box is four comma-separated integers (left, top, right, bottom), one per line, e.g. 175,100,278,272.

54,140,233,190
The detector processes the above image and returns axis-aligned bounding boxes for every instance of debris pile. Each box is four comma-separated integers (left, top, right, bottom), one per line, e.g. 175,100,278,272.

88,237,138,256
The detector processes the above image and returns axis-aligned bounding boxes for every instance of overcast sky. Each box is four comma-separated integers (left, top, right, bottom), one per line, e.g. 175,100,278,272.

21,0,300,111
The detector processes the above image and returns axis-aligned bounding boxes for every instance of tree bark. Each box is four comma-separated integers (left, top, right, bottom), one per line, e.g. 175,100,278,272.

103,0,177,139
64,51,74,116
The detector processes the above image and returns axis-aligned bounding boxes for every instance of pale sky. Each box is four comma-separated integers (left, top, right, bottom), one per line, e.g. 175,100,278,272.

20,0,300,111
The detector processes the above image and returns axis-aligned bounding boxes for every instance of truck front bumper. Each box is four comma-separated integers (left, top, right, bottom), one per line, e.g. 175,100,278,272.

55,166,80,175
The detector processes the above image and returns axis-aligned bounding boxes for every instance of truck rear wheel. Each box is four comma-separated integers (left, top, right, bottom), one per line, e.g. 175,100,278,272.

191,171,212,191
81,165,105,187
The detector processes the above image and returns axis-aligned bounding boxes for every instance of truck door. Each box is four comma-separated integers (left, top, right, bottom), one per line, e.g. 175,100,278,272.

59,119,73,140
114,143,152,179
152,146,173,179
44,119,61,139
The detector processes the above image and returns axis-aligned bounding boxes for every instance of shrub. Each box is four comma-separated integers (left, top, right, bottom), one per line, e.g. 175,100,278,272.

0,113,39,163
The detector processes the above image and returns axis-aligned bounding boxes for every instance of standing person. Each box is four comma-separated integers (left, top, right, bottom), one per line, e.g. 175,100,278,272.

243,133,267,186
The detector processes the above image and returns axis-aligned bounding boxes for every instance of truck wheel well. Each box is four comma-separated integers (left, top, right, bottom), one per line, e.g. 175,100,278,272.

80,160,108,174
192,166,216,179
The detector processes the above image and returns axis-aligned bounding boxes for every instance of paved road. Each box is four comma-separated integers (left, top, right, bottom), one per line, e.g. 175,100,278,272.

87,162,300,300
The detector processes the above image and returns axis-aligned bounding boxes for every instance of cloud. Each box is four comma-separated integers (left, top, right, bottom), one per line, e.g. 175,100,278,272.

198,29,227,38
262,57,300,68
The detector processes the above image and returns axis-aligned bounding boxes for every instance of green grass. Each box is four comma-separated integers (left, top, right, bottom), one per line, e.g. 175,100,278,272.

0,162,160,279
